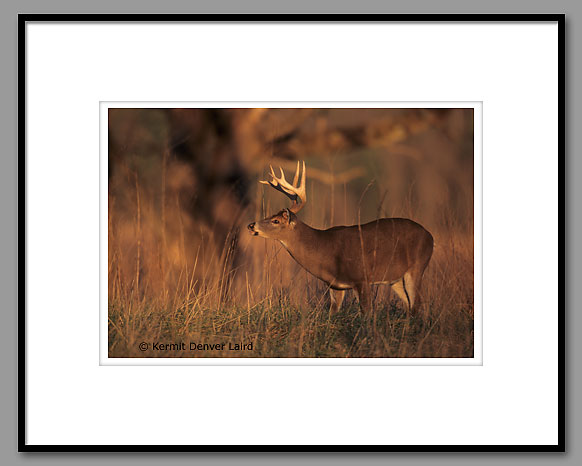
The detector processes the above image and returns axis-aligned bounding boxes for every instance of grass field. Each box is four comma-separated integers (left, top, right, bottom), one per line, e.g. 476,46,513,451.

107,108,475,359
108,201,474,358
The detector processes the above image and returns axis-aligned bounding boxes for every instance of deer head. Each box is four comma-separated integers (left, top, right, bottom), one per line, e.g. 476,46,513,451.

248,161,306,239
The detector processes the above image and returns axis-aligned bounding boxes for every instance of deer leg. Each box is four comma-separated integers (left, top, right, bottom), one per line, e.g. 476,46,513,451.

354,284,372,314
391,277,413,315
403,272,416,312
412,257,431,308
329,289,346,314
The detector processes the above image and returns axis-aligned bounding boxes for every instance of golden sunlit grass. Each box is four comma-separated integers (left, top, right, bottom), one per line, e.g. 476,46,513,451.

108,187,474,358
107,107,475,359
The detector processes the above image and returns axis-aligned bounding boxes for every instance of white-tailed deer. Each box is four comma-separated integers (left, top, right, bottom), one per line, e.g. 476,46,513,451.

247,162,434,315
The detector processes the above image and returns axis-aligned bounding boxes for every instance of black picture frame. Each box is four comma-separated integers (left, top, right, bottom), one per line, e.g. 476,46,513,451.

18,13,566,453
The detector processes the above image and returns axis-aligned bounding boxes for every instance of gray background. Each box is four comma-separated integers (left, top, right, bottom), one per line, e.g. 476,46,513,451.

1,0,575,465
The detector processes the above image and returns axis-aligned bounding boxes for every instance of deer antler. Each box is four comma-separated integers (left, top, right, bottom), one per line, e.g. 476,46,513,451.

259,161,307,214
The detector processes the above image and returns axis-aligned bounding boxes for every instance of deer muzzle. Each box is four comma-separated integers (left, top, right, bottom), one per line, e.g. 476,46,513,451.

247,222,259,236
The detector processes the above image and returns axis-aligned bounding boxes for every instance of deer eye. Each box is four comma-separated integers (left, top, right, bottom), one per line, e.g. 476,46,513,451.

272,219,279,224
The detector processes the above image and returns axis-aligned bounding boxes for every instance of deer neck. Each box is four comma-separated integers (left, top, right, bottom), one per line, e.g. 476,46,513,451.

278,221,322,264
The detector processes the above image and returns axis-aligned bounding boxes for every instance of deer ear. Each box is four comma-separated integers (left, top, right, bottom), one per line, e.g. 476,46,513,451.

283,209,293,223
283,208,296,226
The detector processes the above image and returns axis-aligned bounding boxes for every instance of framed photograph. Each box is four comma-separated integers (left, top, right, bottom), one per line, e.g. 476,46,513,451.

102,102,481,365
21,14,564,451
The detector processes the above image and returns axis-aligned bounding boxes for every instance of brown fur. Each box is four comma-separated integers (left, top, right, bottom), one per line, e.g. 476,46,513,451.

248,209,433,314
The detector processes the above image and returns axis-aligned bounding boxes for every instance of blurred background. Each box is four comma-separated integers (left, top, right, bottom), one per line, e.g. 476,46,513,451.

108,107,473,308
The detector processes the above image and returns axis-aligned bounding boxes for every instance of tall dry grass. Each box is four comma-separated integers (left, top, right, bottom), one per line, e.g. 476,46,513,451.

108,108,474,358
108,172,473,358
